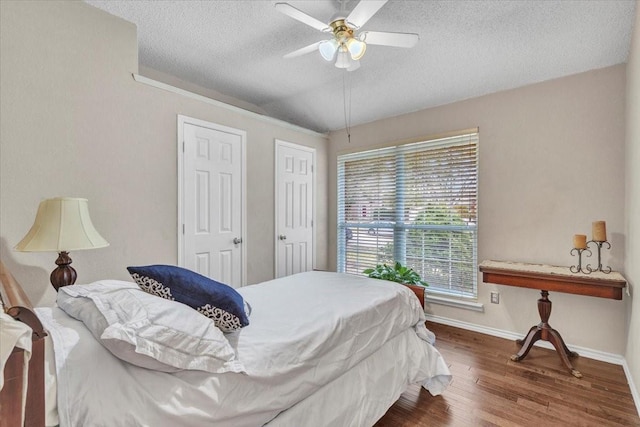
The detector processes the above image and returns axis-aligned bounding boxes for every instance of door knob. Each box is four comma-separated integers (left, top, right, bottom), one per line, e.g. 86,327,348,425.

233,237,243,245
279,234,287,240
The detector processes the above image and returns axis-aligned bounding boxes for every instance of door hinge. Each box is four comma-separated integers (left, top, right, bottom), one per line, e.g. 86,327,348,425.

182,141,185,152
182,224,185,234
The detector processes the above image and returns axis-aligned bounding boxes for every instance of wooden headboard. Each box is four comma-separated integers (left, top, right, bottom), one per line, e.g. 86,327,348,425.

0,261,46,427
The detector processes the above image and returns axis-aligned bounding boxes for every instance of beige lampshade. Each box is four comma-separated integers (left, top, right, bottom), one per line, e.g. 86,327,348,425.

15,197,109,252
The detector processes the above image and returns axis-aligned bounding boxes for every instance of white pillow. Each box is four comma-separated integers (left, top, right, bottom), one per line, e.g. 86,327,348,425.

57,280,245,374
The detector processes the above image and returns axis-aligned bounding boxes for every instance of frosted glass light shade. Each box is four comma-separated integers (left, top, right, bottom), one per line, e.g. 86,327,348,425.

335,50,350,68
346,38,366,60
15,197,109,252
319,39,339,61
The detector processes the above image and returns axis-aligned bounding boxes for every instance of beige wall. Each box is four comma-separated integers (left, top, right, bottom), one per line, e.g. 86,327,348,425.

328,65,628,355
0,1,328,306
625,3,640,409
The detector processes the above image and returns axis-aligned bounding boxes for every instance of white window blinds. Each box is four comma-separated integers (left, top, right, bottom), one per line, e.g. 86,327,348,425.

337,132,479,298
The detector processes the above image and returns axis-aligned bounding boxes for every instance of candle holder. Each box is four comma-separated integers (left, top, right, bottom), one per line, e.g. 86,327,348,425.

570,247,592,274
586,240,612,274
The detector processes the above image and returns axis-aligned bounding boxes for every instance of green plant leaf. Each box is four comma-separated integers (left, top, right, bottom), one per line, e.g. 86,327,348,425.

363,262,428,287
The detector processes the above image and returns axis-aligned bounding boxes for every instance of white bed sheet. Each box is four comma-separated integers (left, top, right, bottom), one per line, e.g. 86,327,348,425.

266,328,451,426
37,271,451,426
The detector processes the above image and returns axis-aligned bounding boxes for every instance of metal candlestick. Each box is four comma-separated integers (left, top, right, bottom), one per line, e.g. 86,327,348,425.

586,240,612,274
570,248,592,274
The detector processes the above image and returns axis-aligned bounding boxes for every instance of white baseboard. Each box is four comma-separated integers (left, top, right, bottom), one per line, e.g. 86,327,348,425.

622,359,640,417
425,314,640,417
425,313,625,364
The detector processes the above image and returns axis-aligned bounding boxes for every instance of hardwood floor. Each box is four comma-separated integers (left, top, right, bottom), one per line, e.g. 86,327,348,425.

375,323,640,426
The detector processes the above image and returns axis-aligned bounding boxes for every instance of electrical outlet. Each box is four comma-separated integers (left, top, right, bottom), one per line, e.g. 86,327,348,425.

491,291,500,304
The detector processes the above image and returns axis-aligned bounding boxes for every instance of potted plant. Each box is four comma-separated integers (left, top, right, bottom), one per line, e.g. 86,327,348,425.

363,262,427,307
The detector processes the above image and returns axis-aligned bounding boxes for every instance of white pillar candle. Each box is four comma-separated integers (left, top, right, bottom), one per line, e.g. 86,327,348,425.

573,234,587,249
592,221,607,242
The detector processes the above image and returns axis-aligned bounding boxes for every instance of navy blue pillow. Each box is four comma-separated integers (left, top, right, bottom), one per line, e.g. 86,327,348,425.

127,265,250,333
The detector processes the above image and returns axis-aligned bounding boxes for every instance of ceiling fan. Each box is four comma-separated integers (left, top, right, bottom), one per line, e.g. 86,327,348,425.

275,0,419,71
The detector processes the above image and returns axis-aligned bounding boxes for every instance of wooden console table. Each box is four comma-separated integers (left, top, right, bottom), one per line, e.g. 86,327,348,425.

479,260,626,378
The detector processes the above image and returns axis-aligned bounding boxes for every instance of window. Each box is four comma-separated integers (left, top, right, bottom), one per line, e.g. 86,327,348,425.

337,132,479,298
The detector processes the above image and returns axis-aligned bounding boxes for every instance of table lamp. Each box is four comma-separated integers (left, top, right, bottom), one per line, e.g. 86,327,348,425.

15,197,109,290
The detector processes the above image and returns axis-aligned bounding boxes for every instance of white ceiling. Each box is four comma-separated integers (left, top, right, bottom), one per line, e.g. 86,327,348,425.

85,0,636,134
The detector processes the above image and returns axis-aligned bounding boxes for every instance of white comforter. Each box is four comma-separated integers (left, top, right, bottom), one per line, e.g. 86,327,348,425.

37,271,451,427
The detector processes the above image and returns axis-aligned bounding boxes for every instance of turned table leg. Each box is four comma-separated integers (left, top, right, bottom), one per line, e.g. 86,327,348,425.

511,290,582,378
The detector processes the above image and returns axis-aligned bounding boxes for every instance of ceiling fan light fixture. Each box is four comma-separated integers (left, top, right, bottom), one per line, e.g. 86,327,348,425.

319,39,339,61
335,49,350,69
276,0,420,71
346,38,366,60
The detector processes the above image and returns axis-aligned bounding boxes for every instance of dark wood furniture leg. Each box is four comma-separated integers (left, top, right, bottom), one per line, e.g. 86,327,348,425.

510,290,582,378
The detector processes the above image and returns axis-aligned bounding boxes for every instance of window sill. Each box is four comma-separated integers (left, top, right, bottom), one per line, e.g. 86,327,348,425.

425,293,484,312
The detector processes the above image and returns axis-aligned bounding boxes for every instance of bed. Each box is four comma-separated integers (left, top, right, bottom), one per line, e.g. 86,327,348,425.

0,261,451,427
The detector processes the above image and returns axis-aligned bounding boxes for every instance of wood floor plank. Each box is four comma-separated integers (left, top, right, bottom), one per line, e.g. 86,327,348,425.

374,323,640,426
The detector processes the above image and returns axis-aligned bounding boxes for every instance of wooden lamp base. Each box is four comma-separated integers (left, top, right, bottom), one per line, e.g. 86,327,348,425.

50,251,77,291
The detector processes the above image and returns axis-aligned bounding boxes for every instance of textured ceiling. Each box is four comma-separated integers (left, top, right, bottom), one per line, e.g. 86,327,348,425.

85,0,636,133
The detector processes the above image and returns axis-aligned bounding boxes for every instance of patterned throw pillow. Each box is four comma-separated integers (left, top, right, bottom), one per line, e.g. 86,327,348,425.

127,265,250,332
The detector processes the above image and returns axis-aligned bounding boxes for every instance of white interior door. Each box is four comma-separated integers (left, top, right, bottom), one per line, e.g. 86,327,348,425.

275,140,315,278
179,116,246,288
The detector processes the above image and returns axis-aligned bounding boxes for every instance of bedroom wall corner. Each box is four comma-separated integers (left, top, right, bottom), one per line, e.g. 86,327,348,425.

624,2,640,415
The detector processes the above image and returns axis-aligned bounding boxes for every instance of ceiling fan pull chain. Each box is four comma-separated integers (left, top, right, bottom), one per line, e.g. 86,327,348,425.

343,71,352,143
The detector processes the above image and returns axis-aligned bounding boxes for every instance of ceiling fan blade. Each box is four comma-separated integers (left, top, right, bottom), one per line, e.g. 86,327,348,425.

360,31,419,48
283,41,324,59
346,0,388,29
275,3,330,32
